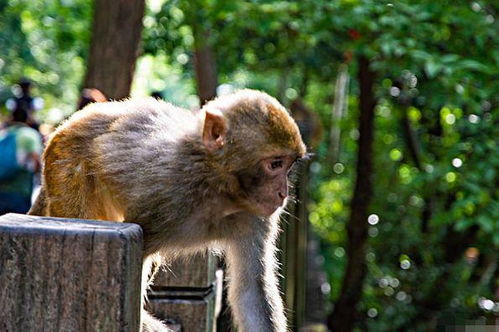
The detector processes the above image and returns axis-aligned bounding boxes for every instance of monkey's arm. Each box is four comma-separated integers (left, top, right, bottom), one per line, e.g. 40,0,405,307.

224,213,287,332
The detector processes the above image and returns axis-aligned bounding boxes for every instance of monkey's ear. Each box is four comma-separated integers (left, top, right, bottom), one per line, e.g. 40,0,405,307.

203,109,227,152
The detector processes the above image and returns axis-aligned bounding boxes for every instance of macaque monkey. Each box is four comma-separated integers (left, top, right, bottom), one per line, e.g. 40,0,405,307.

29,89,306,332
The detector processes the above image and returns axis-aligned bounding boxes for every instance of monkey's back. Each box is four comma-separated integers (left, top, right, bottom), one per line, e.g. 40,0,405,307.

41,98,201,221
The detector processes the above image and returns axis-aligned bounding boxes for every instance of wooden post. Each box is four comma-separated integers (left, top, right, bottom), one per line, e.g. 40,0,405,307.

279,164,309,331
148,253,221,332
82,0,145,100
153,254,217,288
0,213,143,332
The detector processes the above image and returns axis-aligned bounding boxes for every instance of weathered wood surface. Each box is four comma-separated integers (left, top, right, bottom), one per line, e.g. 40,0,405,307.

153,253,217,288
148,287,218,332
0,213,143,332
164,323,182,332
149,253,221,332
279,162,309,331
303,232,328,330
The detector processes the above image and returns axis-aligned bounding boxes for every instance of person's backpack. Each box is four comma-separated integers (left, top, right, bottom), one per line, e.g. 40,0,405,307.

0,128,22,180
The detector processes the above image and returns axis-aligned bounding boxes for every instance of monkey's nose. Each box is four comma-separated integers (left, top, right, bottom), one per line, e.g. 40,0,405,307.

278,191,286,200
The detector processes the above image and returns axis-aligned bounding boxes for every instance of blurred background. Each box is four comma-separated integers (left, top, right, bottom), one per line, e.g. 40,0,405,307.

0,0,498,331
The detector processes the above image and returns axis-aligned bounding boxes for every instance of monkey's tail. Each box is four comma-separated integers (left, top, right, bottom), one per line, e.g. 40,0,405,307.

28,185,48,216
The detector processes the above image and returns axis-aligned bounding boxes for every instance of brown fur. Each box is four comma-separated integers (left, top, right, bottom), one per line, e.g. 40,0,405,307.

29,89,306,332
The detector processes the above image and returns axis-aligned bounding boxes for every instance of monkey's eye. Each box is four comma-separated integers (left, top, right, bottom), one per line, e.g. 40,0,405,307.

270,160,283,170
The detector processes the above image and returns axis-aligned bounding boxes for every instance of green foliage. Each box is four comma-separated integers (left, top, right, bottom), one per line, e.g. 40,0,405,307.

0,0,92,118
304,0,499,329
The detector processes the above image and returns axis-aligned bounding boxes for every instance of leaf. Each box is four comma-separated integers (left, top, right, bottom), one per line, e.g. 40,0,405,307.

454,219,472,231
410,49,432,62
440,54,459,63
425,60,442,78
477,216,494,233
457,59,490,73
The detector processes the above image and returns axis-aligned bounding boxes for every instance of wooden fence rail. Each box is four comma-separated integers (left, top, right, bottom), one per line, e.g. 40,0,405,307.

148,253,221,332
0,213,143,332
0,213,221,332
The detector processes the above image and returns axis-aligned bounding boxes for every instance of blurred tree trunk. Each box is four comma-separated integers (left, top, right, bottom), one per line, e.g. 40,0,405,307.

192,27,218,106
82,0,145,100
328,63,350,164
328,56,376,332
277,70,289,102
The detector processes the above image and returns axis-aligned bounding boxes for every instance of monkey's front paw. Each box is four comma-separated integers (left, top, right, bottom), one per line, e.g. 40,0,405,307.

141,310,175,332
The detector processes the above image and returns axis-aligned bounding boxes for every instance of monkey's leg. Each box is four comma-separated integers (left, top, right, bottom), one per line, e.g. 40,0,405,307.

40,158,122,221
224,214,287,332
42,173,99,219
141,310,172,332
139,254,173,332
28,185,48,216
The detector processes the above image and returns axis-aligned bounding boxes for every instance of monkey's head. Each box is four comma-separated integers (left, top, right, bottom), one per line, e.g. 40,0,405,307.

200,89,306,217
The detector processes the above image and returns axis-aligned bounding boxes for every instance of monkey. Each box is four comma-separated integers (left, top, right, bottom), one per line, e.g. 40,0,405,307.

29,89,306,332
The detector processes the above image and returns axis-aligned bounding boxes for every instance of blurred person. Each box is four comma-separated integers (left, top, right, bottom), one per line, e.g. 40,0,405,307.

0,107,43,214
77,88,107,110
5,78,43,130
